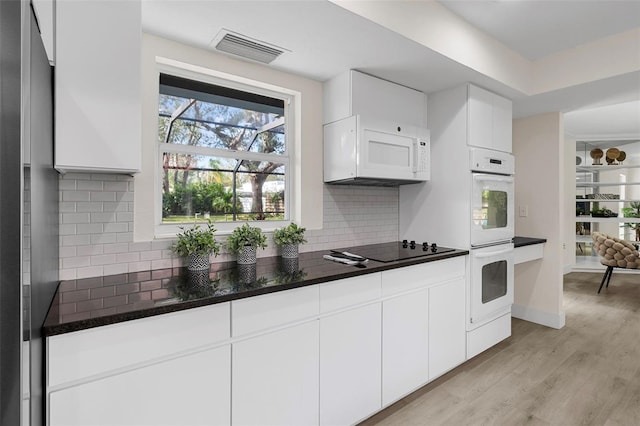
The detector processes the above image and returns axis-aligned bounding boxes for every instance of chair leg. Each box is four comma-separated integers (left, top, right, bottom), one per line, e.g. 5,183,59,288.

598,266,613,293
606,266,614,288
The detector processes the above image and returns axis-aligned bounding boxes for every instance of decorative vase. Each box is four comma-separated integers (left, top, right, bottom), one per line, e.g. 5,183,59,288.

281,243,299,259
187,253,210,271
187,268,210,288
237,245,257,265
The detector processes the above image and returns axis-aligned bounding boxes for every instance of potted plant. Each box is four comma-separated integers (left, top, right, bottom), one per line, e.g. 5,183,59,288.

172,220,220,271
622,201,640,241
226,223,267,265
273,223,307,259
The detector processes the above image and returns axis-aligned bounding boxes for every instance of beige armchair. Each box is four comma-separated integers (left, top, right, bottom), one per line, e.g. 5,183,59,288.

591,231,640,293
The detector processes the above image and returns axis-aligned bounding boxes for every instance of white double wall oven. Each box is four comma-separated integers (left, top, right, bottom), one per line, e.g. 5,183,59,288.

468,148,515,329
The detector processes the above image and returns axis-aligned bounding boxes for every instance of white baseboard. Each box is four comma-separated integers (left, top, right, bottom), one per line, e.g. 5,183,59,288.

511,304,565,329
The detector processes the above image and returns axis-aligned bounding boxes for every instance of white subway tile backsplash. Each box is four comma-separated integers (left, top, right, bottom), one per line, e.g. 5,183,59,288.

59,269,77,281
90,212,117,223
104,181,129,192
59,173,399,279
103,242,130,254
128,261,151,273
103,222,129,233
59,224,77,236
76,202,104,213
77,180,104,191
90,192,116,202
116,252,140,263
76,223,104,234
62,256,91,269
62,234,91,246
90,233,117,245
128,241,151,252
77,245,104,256
103,263,128,276
90,254,117,266
76,266,105,279
63,191,90,202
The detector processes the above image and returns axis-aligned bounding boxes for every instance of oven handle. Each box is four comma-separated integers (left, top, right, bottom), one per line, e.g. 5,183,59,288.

474,247,513,258
473,174,513,183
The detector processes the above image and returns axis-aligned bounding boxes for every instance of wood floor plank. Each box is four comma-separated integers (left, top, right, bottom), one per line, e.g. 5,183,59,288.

360,272,640,426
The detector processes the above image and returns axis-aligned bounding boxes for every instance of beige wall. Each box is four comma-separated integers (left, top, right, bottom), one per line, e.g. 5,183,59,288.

513,113,565,329
135,33,324,241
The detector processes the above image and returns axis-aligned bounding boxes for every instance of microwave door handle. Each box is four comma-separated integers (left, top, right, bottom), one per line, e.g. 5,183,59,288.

474,248,513,258
411,140,418,173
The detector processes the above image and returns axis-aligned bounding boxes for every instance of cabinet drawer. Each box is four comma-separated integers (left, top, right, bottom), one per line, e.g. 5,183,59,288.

381,257,465,297
320,273,381,314
48,303,230,388
231,286,319,337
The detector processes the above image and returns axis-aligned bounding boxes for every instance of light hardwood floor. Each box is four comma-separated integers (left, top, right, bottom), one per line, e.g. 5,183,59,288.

360,272,640,426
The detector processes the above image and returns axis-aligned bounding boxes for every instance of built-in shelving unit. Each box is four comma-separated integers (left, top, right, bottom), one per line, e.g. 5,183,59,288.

574,140,640,271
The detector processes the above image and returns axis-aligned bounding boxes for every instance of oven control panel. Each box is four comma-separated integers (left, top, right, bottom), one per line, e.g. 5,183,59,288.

469,147,514,175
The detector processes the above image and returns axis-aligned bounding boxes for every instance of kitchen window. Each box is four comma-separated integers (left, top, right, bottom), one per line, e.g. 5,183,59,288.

158,73,292,232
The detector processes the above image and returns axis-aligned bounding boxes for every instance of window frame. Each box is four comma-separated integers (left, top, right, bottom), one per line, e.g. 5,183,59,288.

154,61,296,238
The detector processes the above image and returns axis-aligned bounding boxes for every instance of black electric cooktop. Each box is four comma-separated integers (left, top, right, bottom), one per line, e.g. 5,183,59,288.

336,241,456,263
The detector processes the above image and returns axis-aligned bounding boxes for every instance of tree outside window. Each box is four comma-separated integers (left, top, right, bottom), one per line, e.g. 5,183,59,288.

158,74,288,224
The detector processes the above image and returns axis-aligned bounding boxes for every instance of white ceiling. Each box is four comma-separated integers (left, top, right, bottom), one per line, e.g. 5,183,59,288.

141,0,640,139
438,0,640,60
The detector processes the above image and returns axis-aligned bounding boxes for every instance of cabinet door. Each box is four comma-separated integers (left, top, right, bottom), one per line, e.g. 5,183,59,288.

467,85,494,150
50,346,231,426
351,71,426,127
55,0,141,173
320,303,382,426
428,278,466,381
382,289,429,406
232,321,320,426
492,93,513,153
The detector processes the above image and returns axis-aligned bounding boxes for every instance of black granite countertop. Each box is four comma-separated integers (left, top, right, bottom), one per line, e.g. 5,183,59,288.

513,236,547,248
43,246,468,337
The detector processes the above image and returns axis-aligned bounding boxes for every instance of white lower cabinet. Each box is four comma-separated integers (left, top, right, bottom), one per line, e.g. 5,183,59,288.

47,257,469,426
49,345,231,426
382,289,429,406
320,303,382,426
428,277,466,381
232,321,320,426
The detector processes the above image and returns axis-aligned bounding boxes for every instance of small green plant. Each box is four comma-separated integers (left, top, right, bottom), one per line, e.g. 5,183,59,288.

226,223,267,254
273,223,307,246
622,201,640,241
172,220,221,257
591,207,617,218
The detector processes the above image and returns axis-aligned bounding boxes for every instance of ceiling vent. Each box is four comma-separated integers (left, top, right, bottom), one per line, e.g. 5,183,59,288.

211,30,288,64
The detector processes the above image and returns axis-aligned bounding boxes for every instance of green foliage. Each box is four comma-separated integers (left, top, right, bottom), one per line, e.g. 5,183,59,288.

273,223,307,246
163,181,239,218
622,202,640,239
172,220,221,257
590,207,617,217
226,223,267,254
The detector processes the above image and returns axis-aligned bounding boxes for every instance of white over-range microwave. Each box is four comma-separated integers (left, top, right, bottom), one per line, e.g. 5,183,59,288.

323,115,430,186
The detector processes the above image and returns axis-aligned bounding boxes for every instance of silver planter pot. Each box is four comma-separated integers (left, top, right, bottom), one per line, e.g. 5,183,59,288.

187,253,210,271
281,243,299,259
236,245,257,265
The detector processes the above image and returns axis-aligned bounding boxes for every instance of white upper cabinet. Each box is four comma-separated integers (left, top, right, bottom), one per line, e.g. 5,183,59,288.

468,84,512,153
54,0,141,174
323,70,427,127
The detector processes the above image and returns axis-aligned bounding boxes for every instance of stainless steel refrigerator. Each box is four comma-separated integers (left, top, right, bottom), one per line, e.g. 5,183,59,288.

1,1,59,425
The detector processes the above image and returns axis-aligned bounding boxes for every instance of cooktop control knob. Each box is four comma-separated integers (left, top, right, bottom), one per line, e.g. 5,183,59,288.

410,240,416,249
402,239,408,248
431,243,437,252
422,242,429,251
